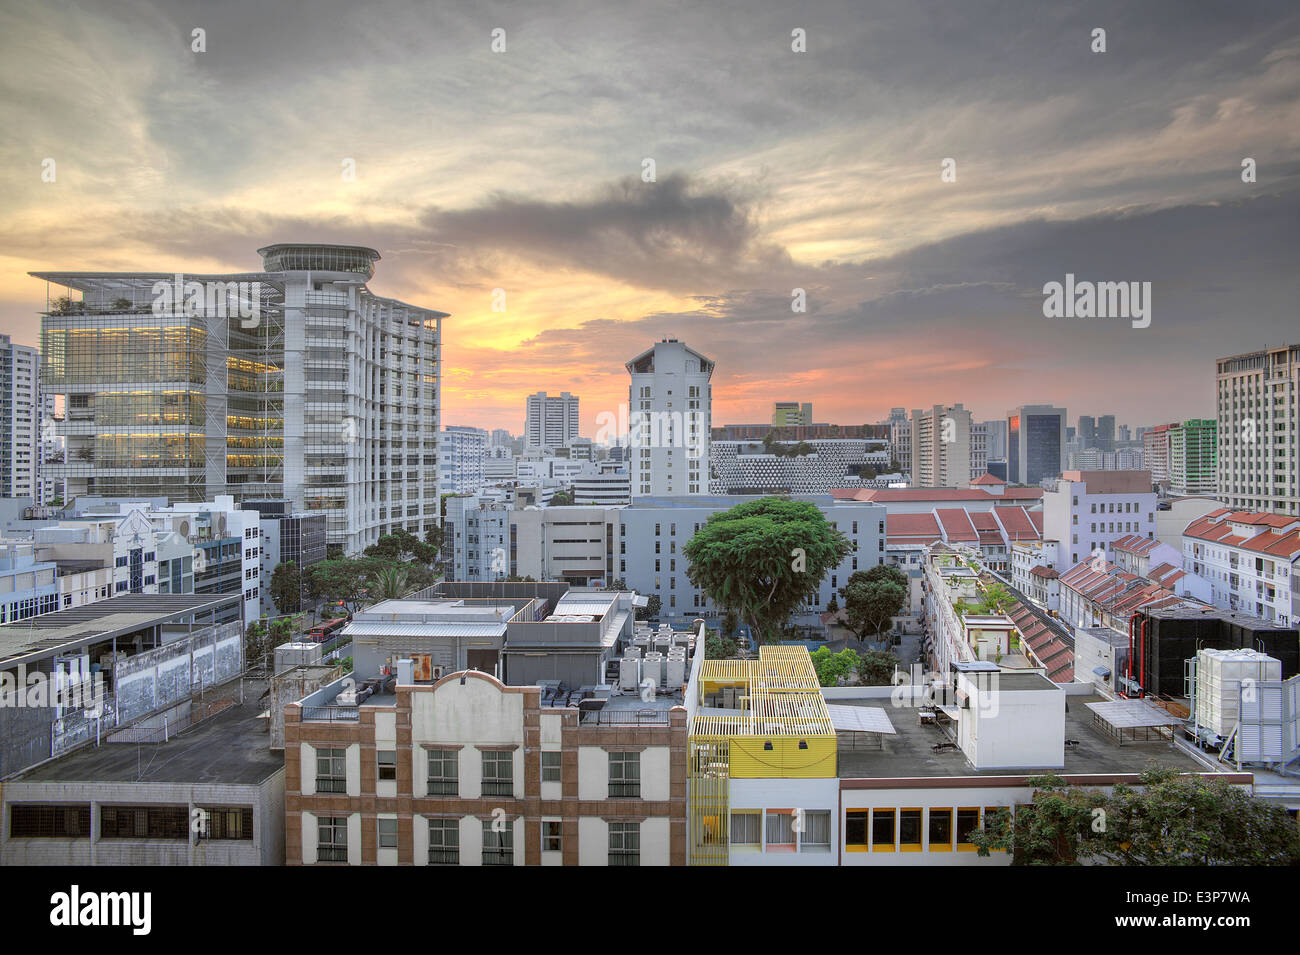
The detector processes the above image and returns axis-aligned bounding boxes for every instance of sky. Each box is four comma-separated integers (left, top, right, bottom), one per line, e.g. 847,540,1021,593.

1,0,1297,437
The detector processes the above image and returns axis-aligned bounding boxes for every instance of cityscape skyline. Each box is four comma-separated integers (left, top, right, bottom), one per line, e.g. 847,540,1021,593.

4,1,1298,434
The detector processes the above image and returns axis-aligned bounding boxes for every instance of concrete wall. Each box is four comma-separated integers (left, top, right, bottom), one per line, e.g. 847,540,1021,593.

114,621,243,724
1,772,284,866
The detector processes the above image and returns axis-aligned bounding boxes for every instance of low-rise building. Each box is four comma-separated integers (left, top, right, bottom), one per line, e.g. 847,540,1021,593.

1182,508,1299,626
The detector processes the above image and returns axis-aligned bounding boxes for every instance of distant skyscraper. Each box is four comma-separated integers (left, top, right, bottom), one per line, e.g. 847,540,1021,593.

524,392,580,451
0,335,43,501
1096,415,1116,453
35,244,446,555
490,428,513,447
1217,345,1300,516
910,404,972,488
1143,424,1174,487
1077,416,1096,449
772,401,813,427
1007,405,1067,485
626,339,713,497
440,426,490,494
1169,419,1217,497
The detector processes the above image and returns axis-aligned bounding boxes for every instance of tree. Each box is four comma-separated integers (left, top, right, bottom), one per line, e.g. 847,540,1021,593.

684,497,851,644
840,569,907,640
809,647,862,686
364,529,437,566
857,648,900,685
705,633,738,659
637,594,661,620
269,561,302,614
549,490,574,506
976,582,1013,614
972,769,1300,865
306,558,376,614
369,565,412,601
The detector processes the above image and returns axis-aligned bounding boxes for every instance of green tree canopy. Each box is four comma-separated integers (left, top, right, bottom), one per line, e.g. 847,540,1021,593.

840,569,907,640
972,769,1300,865
269,561,302,615
306,558,377,614
363,528,438,566
683,497,851,644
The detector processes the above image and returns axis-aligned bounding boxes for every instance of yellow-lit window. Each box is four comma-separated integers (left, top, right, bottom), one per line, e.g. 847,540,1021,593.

899,809,923,852
928,808,953,851
871,809,895,852
956,807,981,851
845,810,869,853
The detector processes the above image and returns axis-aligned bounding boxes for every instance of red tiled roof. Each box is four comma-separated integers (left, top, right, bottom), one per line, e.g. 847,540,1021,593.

996,506,1041,541
1241,529,1300,558
971,473,1006,485
1028,511,1044,533
935,508,979,542
1029,565,1058,578
886,513,943,544
832,487,1043,503
1112,533,1159,556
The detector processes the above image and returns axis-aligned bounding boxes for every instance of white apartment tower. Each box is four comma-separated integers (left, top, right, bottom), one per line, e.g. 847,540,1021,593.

0,335,44,501
524,392,580,451
626,339,713,497
35,244,446,555
1217,345,1300,516
910,403,972,488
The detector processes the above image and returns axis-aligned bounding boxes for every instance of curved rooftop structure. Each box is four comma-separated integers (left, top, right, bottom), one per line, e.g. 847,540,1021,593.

256,243,380,278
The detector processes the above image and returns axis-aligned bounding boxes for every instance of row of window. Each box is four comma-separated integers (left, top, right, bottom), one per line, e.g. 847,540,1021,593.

9,804,252,840
315,748,642,798
316,817,641,866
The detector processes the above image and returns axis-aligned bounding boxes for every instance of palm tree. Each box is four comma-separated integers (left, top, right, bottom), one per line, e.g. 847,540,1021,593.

370,565,412,601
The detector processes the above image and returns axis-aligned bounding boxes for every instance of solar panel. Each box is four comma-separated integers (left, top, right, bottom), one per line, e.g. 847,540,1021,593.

1085,700,1183,729
827,704,897,735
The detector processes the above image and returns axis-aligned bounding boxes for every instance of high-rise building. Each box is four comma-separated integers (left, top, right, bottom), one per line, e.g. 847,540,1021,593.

1041,470,1156,571
0,335,43,501
1006,405,1066,486
1077,415,1096,450
1217,345,1300,516
440,425,490,494
771,401,812,427
626,339,713,498
1169,419,1217,497
490,428,513,447
1143,424,1173,487
909,404,971,488
35,243,446,555
524,392,580,452
1096,415,1116,453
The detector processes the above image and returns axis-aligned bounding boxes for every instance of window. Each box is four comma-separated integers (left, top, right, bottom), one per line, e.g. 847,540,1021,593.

928,808,953,851
482,820,513,865
9,804,90,838
100,806,188,840
608,752,641,797
542,820,562,852
800,810,831,852
872,808,896,852
316,747,347,793
196,807,253,840
377,750,397,782
765,810,795,851
378,817,398,849
608,822,640,866
427,748,458,795
318,816,348,862
956,807,980,851
899,809,922,851
540,750,562,783
481,751,514,796
427,819,459,865
730,811,760,848
845,810,868,852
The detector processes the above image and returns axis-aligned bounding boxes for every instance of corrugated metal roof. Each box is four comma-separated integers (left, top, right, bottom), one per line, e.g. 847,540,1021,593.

343,622,506,638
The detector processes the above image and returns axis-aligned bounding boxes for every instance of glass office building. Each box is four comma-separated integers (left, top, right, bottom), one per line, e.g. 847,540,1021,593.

35,244,446,555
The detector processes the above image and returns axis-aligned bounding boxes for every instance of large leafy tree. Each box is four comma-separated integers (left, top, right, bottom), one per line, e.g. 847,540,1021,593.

306,558,377,614
370,565,413,601
683,497,850,644
972,770,1300,865
364,529,438,565
840,569,907,640
269,561,302,614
